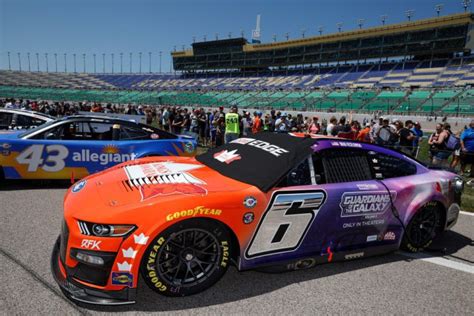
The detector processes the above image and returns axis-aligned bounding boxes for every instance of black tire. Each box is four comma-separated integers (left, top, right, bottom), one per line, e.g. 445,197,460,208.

140,218,231,297
401,203,443,252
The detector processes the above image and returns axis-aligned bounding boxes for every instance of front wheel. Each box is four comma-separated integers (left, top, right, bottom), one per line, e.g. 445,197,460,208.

401,203,443,252
141,219,232,297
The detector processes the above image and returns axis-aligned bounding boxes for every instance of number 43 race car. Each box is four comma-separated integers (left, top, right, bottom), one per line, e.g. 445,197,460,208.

51,133,464,305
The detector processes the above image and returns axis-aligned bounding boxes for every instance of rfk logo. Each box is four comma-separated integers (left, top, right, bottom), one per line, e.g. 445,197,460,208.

81,239,101,250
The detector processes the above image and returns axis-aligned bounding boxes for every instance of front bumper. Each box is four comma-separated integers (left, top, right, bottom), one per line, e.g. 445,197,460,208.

51,236,136,305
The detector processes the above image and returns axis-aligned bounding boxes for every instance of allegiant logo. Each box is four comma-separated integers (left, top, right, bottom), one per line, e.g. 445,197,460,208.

72,149,137,166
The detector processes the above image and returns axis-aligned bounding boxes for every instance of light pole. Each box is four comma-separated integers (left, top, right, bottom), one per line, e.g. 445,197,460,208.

272,34,277,42
93,54,96,73
318,26,324,35
17,53,21,71
463,0,471,12
36,53,39,72
102,53,105,73
215,33,218,40
358,19,365,29
73,53,76,73
139,52,142,73
120,53,123,73
111,53,114,74
381,15,388,25
203,35,207,41
148,52,152,73
27,53,31,71
54,53,58,72
228,32,232,39
336,22,343,32
301,28,306,38
240,29,244,37
83,53,86,73
435,4,443,17
45,53,48,72
159,51,162,73
285,32,289,40
7,52,11,70
129,53,132,73
64,53,67,72
192,36,196,43
405,10,415,21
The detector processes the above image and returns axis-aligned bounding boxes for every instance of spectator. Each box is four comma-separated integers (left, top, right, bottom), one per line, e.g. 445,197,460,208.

252,111,263,134
326,116,337,136
460,120,474,177
428,123,450,166
172,109,184,134
376,118,395,146
275,112,290,133
357,123,372,142
241,111,252,136
411,121,423,157
331,115,351,137
215,113,226,147
224,105,240,143
308,116,320,134
398,120,416,155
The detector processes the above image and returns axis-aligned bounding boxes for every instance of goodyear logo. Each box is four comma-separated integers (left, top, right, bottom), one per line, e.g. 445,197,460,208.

339,191,396,218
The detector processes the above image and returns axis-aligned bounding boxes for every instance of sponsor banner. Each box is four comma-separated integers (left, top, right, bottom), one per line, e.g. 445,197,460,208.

339,191,397,218
111,272,134,287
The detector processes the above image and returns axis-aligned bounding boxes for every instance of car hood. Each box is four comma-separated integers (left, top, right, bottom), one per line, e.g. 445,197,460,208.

64,156,254,222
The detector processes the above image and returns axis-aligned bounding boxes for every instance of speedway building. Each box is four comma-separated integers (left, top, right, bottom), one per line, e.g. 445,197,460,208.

1,12,474,115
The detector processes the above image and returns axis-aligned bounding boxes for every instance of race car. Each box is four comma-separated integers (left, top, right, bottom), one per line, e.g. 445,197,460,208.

0,115,196,180
51,133,463,305
0,108,55,130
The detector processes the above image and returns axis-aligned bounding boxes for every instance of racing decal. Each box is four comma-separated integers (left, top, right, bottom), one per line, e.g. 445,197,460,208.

133,233,149,245
165,206,222,222
111,272,134,287
366,235,378,242
80,239,101,250
16,144,68,172
243,196,257,208
145,236,168,292
117,261,132,272
356,183,378,191
243,212,255,224
344,252,364,260
72,147,136,165
339,191,397,218
246,190,327,259
124,162,207,200
122,247,138,259
383,231,396,241
221,241,230,267
72,180,86,193
230,138,289,157
330,141,362,148
214,149,241,164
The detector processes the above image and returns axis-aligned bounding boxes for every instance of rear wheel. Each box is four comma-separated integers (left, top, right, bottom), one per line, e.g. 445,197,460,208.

401,203,443,252
141,219,231,296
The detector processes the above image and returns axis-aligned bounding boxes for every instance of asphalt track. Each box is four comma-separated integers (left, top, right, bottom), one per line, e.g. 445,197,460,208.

1,181,473,315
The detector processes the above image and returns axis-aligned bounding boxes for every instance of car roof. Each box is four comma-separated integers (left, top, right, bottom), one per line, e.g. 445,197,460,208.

0,108,55,120
61,115,140,125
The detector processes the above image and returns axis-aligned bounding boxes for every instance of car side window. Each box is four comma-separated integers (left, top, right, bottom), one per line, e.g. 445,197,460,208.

313,149,372,184
89,122,114,141
0,113,13,127
276,157,313,187
120,126,151,140
367,151,417,179
14,115,44,127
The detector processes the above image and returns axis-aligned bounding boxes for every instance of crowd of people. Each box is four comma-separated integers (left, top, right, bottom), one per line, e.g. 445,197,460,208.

2,97,473,176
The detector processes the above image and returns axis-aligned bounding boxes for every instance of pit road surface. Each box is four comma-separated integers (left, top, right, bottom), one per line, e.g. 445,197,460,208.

1,182,473,315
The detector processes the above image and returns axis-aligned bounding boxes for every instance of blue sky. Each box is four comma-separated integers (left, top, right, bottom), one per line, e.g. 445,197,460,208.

0,0,466,73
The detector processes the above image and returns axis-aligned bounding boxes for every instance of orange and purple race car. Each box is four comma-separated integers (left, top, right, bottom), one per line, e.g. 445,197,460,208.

51,133,464,305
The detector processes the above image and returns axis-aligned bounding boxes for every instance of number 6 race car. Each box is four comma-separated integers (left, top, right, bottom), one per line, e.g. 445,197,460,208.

0,115,196,180
51,132,463,305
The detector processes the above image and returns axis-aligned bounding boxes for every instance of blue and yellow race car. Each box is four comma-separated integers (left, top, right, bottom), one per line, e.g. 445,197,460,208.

0,115,196,180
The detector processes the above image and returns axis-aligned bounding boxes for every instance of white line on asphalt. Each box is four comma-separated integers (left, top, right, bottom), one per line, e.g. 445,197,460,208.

400,252,474,274
460,211,474,217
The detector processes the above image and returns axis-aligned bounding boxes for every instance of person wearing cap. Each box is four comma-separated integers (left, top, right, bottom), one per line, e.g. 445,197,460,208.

460,120,474,177
275,112,290,133
241,111,252,136
397,120,415,156
411,121,423,157
224,105,240,143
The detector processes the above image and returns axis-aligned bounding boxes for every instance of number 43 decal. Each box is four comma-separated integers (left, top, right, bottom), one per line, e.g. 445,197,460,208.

246,190,327,258
16,144,69,172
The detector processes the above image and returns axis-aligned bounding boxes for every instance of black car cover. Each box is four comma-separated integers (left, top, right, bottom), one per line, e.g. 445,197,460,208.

196,133,315,192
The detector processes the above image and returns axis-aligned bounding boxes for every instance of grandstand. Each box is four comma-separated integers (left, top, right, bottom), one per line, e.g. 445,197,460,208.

1,12,474,115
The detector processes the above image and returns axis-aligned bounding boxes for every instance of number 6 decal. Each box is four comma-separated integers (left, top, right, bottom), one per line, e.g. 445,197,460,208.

246,190,326,258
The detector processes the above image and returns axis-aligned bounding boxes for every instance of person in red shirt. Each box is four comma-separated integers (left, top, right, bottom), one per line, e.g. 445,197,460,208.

252,111,263,134
357,123,372,142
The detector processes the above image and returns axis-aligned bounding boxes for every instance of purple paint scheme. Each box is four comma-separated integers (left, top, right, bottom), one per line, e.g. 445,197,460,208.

239,138,461,270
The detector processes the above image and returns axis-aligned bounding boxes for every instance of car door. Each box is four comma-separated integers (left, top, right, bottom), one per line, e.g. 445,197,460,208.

0,112,13,130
